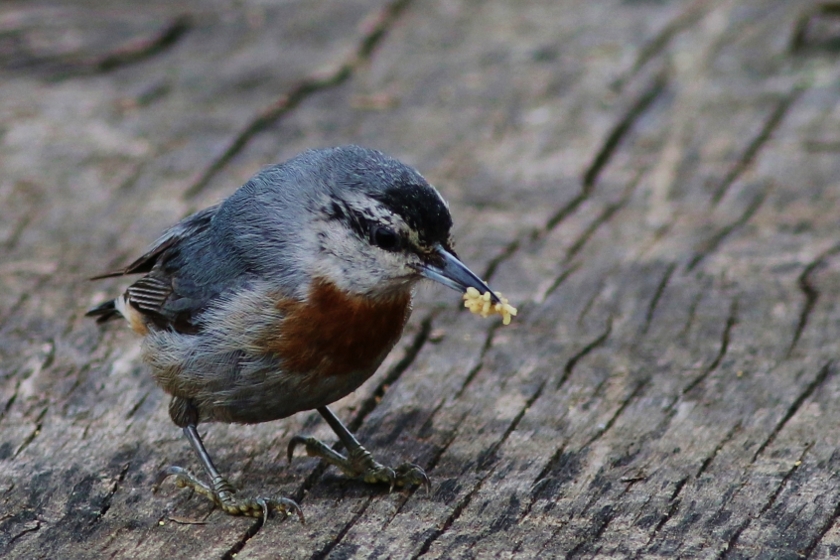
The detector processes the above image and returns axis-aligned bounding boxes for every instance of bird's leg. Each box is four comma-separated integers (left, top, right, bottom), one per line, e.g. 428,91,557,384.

287,406,430,491
157,425,304,521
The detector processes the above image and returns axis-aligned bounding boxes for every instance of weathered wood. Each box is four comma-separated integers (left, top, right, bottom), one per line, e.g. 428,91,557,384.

3,0,840,558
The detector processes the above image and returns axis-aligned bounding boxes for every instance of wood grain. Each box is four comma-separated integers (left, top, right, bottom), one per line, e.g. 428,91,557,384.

3,0,840,558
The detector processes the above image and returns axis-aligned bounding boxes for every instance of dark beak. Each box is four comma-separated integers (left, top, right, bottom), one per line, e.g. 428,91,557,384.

420,245,501,304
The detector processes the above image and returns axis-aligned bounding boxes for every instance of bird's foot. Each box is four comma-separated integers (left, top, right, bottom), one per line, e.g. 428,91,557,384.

155,466,304,521
287,436,430,492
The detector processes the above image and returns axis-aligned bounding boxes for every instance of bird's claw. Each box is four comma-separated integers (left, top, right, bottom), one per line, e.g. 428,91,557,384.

155,465,304,522
395,463,431,494
288,435,430,492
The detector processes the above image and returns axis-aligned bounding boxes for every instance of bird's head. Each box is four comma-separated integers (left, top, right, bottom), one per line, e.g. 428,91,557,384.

289,146,500,303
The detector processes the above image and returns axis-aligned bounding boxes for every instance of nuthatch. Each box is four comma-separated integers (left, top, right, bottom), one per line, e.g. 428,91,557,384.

87,145,500,519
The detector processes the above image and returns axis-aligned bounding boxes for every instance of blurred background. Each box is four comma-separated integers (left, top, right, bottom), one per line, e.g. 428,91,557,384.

3,1,840,558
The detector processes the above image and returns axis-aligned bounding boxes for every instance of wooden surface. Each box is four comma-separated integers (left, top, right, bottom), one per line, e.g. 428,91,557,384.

3,0,840,558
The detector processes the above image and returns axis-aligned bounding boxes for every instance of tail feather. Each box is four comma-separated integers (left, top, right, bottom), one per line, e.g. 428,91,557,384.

85,299,121,324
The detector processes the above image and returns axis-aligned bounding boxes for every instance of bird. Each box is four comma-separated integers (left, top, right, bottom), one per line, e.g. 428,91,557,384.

86,145,501,520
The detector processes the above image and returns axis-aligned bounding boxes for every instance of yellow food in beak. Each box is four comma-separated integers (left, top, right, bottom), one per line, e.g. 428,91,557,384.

463,287,517,325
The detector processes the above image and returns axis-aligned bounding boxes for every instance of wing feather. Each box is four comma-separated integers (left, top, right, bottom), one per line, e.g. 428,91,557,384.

90,204,219,279
88,204,221,334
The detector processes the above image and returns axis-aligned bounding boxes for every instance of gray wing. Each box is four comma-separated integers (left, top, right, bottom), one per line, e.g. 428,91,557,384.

88,204,222,333
91,204,220,280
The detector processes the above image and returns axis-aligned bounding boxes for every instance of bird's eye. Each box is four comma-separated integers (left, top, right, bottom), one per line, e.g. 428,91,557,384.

372,227,401,251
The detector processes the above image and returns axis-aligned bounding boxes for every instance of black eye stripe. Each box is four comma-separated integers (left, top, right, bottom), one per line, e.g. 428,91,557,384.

327,202,372,240
328,203,404,251
372,226,401,251
328,201,345,220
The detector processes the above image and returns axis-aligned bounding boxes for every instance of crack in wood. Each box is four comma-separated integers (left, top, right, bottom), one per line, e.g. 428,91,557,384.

6,520,41,547
716,443,812,560
641,263,677,336
482,238,520,283
125,391,150,421
584,69,668,192
788,243,840,357
384,407,470,525
12,406,48,460
611,0,712,92
1,392,16,422
566,172,642,263
682,297,738,396
752,361,833,462
400,408,527,550
306,500,374,560
2,328,58,429
410,357,553,558
520,444,569,522
711,91,801,205
565,504,616,558
183,0,415,199
92,16,192,74
484,69,668,288
577,278,606,326
411,442,525,557
543,69,667,236
580,481,648,558
477,68,666,289
544,192,591,238
60,365,91,409
758,443,812,518
800,485,840,558
608,382,742,553
695,421,741,479
530,379,652,553
634,420,741,558
791,266,821,358
20,15,191,80
686,191,766,272
2,213,33,253
679,277,710,340
714,516,752,560
545,450,644,557
636,476,689,556
557,319,613,391
791,2,840,53
477,377,548,472
0,284,36,334
95,462,132,523
410,478,479,560
542,263,581,302
453,320,502,401
221,516,269,560
583,379,649,450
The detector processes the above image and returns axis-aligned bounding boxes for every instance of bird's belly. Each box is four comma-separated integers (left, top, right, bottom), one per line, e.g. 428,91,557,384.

208,280,413,424
213,365,378,424
264,280,412,378
149,279,413,425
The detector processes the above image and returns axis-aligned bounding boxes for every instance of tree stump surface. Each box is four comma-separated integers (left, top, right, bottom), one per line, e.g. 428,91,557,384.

3,0,840,558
